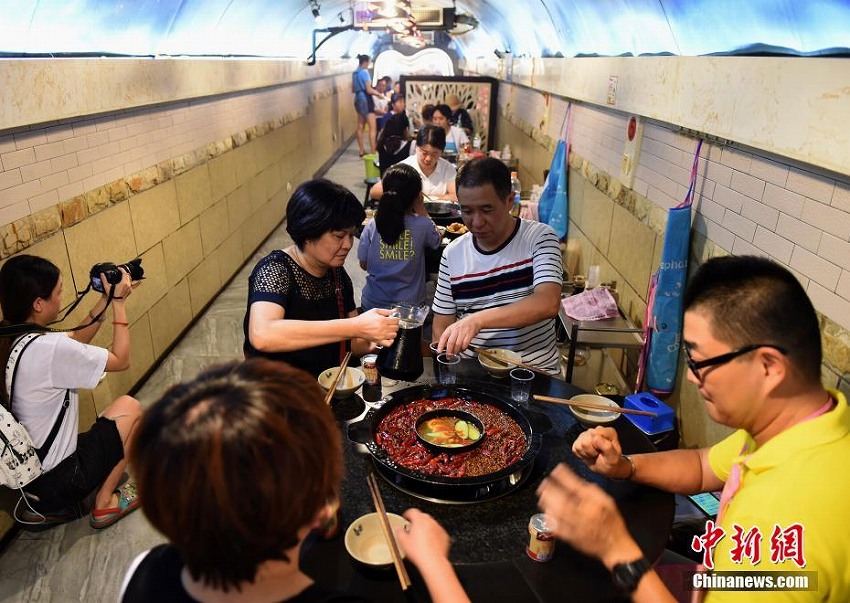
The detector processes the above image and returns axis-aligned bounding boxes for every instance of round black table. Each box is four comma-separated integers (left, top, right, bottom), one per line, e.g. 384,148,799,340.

301,359,674,602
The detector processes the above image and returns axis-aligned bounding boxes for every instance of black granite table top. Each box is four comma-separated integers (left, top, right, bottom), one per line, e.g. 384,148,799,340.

301,359,675,602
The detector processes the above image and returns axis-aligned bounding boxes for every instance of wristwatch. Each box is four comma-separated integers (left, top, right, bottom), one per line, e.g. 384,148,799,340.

612,556,651,594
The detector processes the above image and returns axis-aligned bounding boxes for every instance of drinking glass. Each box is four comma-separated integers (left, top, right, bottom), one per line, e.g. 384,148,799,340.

437,353,460,385
510,368,535,406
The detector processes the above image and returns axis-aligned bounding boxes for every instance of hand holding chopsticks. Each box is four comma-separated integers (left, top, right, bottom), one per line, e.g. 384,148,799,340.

366,474,411,590
533,394,658,417
324,351,351,405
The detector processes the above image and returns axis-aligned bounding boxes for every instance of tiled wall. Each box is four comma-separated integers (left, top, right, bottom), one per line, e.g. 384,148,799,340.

495,84,850,449
0,72,356,533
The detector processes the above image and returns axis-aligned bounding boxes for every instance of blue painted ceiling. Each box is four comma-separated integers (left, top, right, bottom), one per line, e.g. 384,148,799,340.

0,0,848,59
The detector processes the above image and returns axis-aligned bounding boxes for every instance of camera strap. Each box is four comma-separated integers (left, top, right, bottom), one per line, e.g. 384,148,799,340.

0,282,116,338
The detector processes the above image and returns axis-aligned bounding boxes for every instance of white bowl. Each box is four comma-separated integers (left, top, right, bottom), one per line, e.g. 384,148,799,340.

317,367,365,400
477,348,522,378
344,512,408,568
569,394,620,425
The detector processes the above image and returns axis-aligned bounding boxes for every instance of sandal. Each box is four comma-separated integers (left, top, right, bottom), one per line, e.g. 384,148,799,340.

89,482,140,529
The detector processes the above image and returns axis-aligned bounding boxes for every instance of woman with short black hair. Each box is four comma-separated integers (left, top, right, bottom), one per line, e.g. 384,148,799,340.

243,179,399,377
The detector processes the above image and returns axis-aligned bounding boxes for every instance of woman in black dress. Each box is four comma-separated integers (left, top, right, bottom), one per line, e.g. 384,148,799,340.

243,179,398,376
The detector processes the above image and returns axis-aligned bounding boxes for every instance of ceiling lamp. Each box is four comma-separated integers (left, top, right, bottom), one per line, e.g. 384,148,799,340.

309,0,322,20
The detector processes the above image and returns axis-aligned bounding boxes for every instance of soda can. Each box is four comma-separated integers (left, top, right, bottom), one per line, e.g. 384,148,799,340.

526,513,555,562
361,354,379,385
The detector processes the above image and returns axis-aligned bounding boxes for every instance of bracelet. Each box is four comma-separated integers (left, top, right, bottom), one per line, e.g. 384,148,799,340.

618,454,636,481
112,321,129,326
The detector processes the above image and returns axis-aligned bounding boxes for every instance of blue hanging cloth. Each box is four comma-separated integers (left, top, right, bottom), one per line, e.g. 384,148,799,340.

538,103,571,239
638,139,703,394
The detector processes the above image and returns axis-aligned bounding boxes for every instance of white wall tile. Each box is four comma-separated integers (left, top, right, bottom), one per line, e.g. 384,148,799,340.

704,160,733,187
786,167,835,204
3,180,41,205
837,271,850,302
832,182,850,213
0,168,23,191
0,200,30,224
776,214,822,252
808,282,850,331
28,188,59,213
695,197,725,224
731,237,764,258
68,163,93,183
753,227,793,264
722,210,756,241
58,181,84,202
694,214,735,252
762,183,804,217
800,198,850,240
720,147,752,172
20,160,52,183
40,171,69,191
1,147,36,171
740,198,779,230
0,136,16,154
749,156,788,187
13,130,46,149
713,183,745,212
818,233,850,272
730,170,766,200
34,141,66,162
50,153,78,172
790,247,841,290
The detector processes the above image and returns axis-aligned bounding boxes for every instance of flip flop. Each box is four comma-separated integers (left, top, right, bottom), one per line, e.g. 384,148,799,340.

89,482,140,529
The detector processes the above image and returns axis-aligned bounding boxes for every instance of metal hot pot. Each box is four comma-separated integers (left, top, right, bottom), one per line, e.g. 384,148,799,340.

347,384,542,503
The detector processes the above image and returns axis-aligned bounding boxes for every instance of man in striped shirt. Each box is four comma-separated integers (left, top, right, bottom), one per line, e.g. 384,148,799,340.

432,158,563,374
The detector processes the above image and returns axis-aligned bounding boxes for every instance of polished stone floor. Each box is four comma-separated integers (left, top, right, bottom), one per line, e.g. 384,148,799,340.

0,141,370,603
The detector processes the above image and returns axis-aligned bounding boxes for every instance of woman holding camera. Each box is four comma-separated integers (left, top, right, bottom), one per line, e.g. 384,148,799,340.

0,255,142,528
244,179,399,377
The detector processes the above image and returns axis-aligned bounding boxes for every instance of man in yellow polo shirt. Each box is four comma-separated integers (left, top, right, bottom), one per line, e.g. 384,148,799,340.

536,255,850,601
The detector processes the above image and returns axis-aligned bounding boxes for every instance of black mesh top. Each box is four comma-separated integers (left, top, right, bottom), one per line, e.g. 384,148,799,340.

243,250,356,377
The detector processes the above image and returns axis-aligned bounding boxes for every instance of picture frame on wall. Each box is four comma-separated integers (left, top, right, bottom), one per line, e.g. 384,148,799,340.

400,75,498,151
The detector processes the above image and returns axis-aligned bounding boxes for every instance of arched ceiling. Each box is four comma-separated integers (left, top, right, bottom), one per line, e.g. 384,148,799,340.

1,0,848,59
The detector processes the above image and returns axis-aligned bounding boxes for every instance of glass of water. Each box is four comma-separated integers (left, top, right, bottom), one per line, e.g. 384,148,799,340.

510,368,535,406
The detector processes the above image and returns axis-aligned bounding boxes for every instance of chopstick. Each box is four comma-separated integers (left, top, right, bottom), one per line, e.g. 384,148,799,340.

471,346,551,377
324,351,351,405
366,473,411,590
533,394,658,417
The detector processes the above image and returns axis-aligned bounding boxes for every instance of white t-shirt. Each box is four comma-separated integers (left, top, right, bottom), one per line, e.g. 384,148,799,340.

444,125,469,154
400,154,457,196
11,333,108,471
432,219,563,372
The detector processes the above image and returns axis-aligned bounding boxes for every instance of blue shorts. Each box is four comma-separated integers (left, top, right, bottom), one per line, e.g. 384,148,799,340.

354,92,374,117
24,417,124,513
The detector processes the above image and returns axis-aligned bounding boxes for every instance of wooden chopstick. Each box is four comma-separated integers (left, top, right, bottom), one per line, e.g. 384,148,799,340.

472,346,551,377
366,474,411,590
533,394,658,417
324,351,352,405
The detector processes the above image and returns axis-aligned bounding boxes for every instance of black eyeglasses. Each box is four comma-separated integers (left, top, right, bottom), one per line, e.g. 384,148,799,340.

683,343,788,380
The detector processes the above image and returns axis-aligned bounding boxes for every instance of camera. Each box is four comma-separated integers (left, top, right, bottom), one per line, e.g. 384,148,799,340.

90,258,144,294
